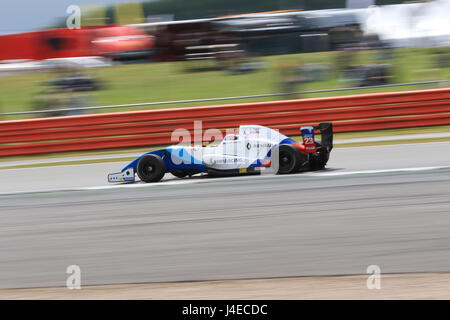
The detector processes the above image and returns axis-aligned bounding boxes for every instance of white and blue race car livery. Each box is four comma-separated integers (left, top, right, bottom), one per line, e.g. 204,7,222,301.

108,124,333,183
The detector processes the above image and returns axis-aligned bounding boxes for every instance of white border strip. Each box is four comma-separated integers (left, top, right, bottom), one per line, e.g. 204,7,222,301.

1,165,449,196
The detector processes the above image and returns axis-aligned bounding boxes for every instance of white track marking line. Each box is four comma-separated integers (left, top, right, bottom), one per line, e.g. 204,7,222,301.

0,179,206,196
306,166,450,177
1,165,450,196
84,179,203,190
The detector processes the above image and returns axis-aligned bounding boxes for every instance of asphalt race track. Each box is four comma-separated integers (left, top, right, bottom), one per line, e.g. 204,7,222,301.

1,142,450,288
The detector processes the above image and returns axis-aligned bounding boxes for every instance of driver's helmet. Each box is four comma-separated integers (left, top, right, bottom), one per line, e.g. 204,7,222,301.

224,134,239,141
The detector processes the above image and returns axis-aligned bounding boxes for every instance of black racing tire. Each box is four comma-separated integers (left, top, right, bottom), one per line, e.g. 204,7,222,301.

137,154,166,183
276,144,302,174
170,169,188,178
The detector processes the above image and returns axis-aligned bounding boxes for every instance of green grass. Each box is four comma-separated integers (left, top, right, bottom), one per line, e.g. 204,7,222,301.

328,124,450,139
0,157,135,170
0,48,448,120
336,136,450,148
0,146,154,162
288,124,450,142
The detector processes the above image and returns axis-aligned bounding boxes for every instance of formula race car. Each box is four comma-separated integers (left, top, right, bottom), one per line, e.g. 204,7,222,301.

108,123,333,183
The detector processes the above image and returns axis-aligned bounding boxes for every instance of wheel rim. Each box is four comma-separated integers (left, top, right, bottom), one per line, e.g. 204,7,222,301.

143,163,155,177
280,151,294,171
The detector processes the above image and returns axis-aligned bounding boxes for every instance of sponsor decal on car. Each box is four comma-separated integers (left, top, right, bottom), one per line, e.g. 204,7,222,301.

301,126,317,153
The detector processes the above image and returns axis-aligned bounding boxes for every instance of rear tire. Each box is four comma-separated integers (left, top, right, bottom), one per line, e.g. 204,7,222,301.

276,144,302,174
137,154,166,182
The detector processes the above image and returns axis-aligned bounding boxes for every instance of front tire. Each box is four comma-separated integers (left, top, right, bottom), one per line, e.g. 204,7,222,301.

137,154,166,182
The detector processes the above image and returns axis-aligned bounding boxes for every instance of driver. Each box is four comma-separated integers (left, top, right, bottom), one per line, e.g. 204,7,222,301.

224,134,239,141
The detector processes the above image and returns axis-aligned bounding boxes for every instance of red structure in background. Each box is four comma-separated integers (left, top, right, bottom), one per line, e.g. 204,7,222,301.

0,25,154,61
1,88,449,157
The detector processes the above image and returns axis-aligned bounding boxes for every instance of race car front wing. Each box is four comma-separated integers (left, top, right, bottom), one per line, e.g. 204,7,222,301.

108,168,135,183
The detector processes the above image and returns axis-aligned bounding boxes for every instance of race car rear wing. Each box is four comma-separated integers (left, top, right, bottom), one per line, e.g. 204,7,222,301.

314,122,333,152
300,122,333,153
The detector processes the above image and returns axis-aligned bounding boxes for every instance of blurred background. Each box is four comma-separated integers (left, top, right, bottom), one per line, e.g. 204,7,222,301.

1,1,450,299
0,0,449,119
